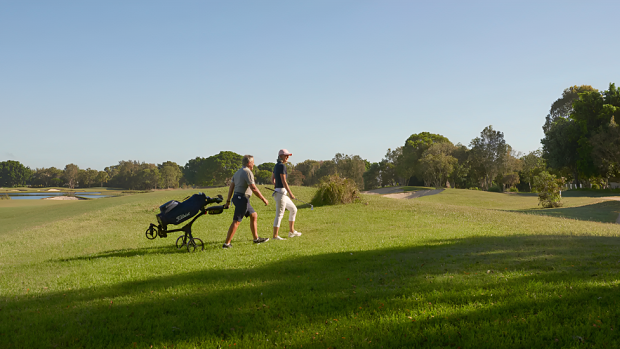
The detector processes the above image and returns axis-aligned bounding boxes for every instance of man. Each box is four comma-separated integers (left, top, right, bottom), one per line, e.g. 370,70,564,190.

223,154,270,248
272,149,301,240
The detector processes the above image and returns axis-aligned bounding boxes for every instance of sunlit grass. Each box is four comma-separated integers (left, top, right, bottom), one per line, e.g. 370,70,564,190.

1,186,619,348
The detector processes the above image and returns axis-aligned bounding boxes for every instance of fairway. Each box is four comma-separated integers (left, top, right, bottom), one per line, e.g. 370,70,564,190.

1,187,620,348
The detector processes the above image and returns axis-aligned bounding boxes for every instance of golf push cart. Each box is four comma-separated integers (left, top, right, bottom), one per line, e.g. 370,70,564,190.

145,193,226,252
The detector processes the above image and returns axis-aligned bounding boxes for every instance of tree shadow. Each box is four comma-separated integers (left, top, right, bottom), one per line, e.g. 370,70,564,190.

512,201,620,224
3,234,620,348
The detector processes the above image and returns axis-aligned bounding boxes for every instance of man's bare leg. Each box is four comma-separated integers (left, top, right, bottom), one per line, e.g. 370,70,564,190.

249,212,259,240
225,221,241,244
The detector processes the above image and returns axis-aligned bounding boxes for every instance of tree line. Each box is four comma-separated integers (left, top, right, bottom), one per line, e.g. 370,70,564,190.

2,82,617,191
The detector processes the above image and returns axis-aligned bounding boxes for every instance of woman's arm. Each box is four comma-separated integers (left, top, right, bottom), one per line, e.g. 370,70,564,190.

280,173,295,199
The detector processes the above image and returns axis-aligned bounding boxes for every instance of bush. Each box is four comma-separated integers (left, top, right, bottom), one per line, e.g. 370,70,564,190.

592,184,600,190
468,187,481,191
0,193,10,200
533,171,565,208
311,174,360,206
488,185,502,193
508,187,519,192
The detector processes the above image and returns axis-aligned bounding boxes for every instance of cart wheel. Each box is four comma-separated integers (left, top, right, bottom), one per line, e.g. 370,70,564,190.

145,226,157,240
187,238,204,252
176,235,187,249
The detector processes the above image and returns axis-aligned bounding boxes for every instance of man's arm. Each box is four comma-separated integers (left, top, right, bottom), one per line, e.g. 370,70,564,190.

250,184,269,206
224,181,235,209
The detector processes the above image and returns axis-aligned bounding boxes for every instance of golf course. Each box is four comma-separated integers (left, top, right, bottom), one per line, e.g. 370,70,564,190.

1,187,620,348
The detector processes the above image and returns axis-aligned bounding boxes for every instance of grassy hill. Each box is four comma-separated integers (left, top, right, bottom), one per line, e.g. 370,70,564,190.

1,187,619,348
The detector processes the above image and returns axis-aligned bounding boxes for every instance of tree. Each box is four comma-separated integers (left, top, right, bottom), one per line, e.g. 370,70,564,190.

520,150,546,192
255,170,272,185
469,126,507,190
0,160,32,187
79,168,99,188
534,171,565,208
31,167,63,187
257,162,276,172
96,171,109,187
397,132,451,184
590,116,620,179
543,83,620,182
139,165,160,190
380,148,402,186
362,162,381,190
543,85,597,133
287,168,305,186
204,151,243,186
182,151,243,187
159,161,182,188
295,160,325,186
448,143,470,188
418,142,457,188
332,153,366,189
63,164,80,189
496,146,522,191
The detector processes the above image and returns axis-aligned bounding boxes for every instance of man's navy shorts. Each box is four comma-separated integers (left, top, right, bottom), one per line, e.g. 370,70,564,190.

232,193,256,222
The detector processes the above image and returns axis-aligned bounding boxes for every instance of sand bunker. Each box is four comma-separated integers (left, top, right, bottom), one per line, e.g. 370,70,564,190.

43,196,80,200
362,187,444,199
47,189,61,192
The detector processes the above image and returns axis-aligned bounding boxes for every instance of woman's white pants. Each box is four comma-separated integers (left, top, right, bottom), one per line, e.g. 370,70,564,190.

273,189,297,227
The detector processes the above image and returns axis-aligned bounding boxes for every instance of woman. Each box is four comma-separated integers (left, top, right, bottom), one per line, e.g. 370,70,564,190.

272,149,301,240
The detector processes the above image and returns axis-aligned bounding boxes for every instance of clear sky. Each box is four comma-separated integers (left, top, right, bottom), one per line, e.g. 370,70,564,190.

2,1,619,170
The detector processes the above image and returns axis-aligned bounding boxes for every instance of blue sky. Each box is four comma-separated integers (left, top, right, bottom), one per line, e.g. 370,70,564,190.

2,1,619,170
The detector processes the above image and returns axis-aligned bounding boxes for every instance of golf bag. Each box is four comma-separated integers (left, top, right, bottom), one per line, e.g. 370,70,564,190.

157,193,208,228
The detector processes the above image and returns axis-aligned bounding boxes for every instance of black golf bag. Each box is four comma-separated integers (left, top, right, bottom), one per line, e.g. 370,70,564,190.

157,193,208,229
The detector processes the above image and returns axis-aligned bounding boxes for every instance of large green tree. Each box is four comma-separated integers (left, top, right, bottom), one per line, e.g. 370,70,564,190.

0,160,32,187
159,161,182,188
419,142,457,188
542,83,620,182
469,126,507,190
397,132,451,184
63,164,80,189
520,149,546,192
543,85,597,134
79,168,99,188
31,167,63,187
590,116,620,180
332,153,366,189
448,143,470,188
183,151,243,186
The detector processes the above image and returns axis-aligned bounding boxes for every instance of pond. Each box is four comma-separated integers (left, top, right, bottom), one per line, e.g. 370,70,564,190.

2,192,112,200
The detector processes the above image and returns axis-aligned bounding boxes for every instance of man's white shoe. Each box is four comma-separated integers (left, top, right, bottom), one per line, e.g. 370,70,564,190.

288,231,302,238
273,236,286,240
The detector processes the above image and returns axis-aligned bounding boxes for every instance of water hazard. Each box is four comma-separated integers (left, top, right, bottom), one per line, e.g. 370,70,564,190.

3,192,112,200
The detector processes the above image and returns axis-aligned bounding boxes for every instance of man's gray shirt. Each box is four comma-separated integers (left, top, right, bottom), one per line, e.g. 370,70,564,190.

232,167,255,197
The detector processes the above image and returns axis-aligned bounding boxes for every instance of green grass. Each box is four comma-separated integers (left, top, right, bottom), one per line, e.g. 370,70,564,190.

1,187,620,348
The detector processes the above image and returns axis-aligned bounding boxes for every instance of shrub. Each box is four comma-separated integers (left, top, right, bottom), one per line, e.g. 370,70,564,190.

0,193,10,200
311,174,360,206
468,187,481,191
508,187,519,193
533,171,565,208
592,183,600,190
488,185,502,193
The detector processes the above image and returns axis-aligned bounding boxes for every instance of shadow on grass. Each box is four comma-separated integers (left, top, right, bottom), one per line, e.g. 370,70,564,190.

513,201,620,224
3,235,620,348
